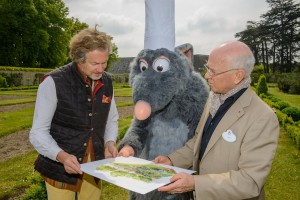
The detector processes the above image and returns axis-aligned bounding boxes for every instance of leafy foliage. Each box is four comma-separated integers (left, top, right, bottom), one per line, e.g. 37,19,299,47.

277,73,300,94
21,173,47,200
0,0,88,68
282,106,300,122
235,0,300,73
256,74,268,95
0,75,8,87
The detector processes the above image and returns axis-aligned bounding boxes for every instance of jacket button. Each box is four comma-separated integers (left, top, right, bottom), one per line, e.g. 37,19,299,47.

83,143,87,146
88,98,91,102
78,158,82,161
85,84,89,87
89,113,92,116
91,128,94,131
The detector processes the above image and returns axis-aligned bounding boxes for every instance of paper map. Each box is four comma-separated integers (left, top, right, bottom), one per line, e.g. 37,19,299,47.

80,156,195,194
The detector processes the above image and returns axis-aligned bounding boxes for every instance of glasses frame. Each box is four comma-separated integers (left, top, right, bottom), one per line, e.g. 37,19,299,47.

204,64,240,77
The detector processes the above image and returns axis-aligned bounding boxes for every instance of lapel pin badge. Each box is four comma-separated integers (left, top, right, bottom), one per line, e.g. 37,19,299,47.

222,129,236,142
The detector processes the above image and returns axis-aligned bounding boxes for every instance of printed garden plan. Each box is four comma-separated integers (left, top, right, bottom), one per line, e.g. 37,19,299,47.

80,156,195,194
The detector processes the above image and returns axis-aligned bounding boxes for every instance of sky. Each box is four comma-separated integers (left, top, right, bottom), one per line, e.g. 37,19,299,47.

63,0,299,57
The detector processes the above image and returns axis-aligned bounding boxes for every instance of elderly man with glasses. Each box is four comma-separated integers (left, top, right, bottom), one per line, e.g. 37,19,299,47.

154,41,280,200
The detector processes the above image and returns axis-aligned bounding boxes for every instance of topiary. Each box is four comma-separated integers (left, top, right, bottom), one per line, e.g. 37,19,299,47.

256,74,268,95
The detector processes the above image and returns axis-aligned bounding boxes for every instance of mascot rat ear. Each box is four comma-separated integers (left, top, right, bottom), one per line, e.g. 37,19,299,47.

175,43,194,70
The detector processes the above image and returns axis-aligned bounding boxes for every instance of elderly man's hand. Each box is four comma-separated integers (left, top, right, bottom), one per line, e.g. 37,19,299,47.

158,173,195,194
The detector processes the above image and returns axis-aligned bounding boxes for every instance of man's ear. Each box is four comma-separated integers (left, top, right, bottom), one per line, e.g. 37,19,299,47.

175,43,194,70
234,69,246,84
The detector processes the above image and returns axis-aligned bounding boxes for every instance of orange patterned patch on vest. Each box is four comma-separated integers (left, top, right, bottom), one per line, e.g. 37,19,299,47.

102,95,111,103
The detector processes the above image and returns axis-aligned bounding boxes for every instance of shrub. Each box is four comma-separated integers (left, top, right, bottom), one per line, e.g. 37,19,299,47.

253,65,265,73
0,72,23,87
275,109,293,126
261,97,280,110
282,107,300,122
277,101,290,110
277,73,300,94
0,75,8,87
256,74,268,95
285,123,300,149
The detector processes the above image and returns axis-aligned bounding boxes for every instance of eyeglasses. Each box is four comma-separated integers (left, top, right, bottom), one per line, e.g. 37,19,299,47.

204,64,239,77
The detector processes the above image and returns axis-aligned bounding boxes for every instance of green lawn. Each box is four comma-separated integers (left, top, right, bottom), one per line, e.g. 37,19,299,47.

0,97,36,106
0,107,34,138
268,87,300,108
265,128,300,199
0,151,38,199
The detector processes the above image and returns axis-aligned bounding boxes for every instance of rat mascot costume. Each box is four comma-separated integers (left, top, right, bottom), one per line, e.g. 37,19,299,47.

118,0,209,199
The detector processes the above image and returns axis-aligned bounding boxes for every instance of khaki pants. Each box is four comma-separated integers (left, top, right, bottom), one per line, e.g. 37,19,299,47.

45,173,102,200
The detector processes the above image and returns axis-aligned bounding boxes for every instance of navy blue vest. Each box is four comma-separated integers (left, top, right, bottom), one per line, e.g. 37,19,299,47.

34,62,113,184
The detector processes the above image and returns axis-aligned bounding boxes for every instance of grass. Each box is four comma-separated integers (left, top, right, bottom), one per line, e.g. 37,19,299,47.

265,128,300,199
117,101,134,107
268,87,300,108
0,89,37,96
0,151,38,200
0,107,34,138
0,97,36,106
102,181,128,200
114,88,132,97
117,116,133,142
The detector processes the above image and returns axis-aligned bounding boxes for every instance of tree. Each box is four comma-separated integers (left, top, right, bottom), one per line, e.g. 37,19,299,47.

0,0,89,68
0,0,47,67
262,0,300,72
235,0,300,73
256,74,268,95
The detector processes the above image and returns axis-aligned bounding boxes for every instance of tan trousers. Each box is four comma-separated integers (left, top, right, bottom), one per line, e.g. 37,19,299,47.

45,173,102,200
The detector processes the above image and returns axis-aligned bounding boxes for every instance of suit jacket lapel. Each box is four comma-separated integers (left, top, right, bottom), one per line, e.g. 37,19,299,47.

201,87,253,160
193,103,210,160
192,103,210,172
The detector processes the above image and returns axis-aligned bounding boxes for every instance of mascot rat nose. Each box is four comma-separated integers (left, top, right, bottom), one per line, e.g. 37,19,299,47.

134,100,151,120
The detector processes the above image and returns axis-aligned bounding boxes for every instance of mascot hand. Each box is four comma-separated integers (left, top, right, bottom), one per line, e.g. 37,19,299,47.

134,100,151,120
153,155,173,166
118,145,135,157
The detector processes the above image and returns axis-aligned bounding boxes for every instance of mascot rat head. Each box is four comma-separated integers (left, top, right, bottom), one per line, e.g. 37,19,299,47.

130,48,194,121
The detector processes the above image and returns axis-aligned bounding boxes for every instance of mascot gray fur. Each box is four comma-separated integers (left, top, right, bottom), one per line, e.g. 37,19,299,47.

118,44,209,200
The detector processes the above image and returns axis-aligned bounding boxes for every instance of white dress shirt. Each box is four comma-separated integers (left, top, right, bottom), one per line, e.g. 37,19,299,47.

29,76,119,161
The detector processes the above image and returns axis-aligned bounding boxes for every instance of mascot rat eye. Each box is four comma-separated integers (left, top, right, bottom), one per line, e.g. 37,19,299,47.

139,59,148,72
152,57,170,72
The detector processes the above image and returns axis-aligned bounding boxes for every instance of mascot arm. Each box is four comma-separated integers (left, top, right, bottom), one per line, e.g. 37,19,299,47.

118,119,148,155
